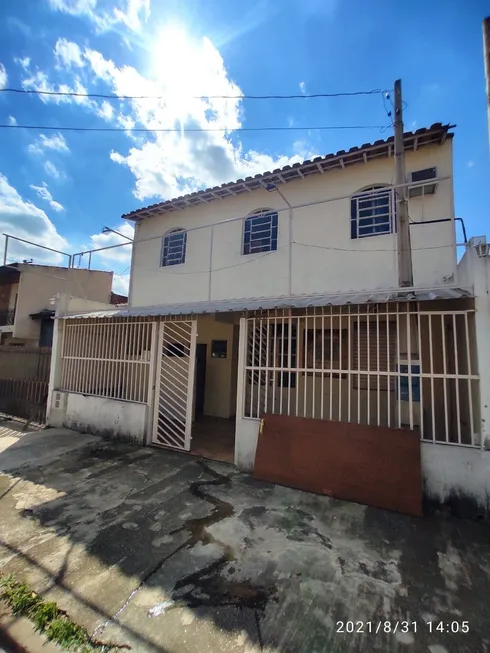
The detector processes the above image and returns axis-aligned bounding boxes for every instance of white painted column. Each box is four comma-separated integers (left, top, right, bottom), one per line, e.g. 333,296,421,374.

234,317,260,470
46,293,69,427
471,248,490,447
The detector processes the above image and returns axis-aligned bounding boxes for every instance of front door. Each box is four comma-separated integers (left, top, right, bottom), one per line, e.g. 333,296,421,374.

195,343,207,416
152,320,197,451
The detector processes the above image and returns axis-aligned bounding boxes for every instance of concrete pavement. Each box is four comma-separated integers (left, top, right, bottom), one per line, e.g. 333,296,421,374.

0,426,489,652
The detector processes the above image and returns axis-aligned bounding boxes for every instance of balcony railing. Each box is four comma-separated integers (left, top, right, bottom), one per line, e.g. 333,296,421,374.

0,309,15,327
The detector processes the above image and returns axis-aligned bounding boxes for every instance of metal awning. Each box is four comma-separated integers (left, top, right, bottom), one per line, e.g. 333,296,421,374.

60,287,472,320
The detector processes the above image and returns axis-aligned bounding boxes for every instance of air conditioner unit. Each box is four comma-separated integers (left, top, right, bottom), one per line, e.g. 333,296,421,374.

408,167,437,198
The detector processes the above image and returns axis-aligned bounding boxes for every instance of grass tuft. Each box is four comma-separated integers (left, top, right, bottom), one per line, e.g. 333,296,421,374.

0,574,125,652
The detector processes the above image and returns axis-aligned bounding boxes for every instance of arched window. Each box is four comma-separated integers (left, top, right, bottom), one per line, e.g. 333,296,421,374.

161,228,187,266
350,186,394,239
243,209,278,255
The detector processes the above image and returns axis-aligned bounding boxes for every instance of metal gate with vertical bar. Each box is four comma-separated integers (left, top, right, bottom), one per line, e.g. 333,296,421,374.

152,320,197,450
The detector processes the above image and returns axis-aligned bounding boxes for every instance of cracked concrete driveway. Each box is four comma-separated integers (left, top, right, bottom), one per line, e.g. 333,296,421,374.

0,427,490,653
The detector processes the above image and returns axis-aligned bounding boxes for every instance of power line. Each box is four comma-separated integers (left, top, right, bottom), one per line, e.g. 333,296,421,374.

0,87,385,101
0,123,386,134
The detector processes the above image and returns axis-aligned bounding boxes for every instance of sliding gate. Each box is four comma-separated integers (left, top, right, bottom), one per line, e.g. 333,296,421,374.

152,320,197,450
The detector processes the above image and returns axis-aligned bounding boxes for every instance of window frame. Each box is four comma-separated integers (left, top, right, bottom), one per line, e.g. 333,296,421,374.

350,186,395,239
161,228,187,267
243,209,278,256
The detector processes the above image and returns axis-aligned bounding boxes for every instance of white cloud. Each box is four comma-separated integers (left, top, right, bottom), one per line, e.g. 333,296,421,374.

96,100,114,121
20,30,315,203
15,57,31,71
77,29,311,201
48,0,150,33
112,273,130,295
0,63,7,90
44,161,65,180
0,174,68,264
54,38,84,68
28,133,70,155
30,182,64,212
299,80,306,95
8,116,17,126
467,160,475,169
21,68,95,108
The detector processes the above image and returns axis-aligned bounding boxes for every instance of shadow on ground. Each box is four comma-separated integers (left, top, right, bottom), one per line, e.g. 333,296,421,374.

0,426,489,653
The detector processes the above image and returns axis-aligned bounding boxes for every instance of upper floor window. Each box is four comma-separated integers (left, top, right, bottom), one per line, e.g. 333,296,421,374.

351,186,394,239
243,209,278,255
161,228,187,266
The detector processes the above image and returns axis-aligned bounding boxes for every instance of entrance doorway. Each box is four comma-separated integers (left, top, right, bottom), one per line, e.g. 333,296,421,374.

151,315,238,465
195,343,207,416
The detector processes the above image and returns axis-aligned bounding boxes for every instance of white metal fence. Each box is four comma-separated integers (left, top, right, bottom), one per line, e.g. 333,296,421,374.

244,303,480,447
60,319,155,403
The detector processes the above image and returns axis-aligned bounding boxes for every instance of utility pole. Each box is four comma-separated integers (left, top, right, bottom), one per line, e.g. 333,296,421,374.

393,79,413,288
483,18,490,148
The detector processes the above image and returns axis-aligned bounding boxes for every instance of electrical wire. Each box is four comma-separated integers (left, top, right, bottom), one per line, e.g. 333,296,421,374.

0,123,386,133
0,87,384,101
293,241,462,253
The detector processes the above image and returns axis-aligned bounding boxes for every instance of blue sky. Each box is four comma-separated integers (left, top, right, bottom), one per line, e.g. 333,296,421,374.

0,0,488,292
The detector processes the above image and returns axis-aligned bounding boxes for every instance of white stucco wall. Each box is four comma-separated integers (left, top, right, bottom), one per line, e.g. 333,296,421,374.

62,393,147,444
422,443,490,517
130,142,455,307
234,417,260,470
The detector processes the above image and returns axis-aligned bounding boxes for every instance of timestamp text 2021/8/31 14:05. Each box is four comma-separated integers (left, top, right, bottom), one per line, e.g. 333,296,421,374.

336,621,470,634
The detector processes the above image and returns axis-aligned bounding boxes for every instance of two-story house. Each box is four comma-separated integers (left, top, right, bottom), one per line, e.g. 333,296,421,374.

47,123,490,518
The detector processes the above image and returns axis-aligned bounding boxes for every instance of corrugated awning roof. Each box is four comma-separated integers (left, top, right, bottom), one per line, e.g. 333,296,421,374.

122,123,454,221
61,287,471,320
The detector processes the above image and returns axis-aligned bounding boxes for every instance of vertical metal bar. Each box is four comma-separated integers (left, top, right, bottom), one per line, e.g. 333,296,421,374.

295,315,300,418
257,318,263,418
110,321,117,398
417,311,424,439
407,308,413,430
338,310,342,421
357,305,361,424
464,312,475,446
280,312,285,416
3,235,9,265
130,322,135,402
396,304,401,429
329,306,333,420
303,310,308,417
287,314,292,416
138,321,145,402
453,313,461,444
347,305,351,423
272,317,277,414
75,323,82,394
320,311,325,420
367,310,371,426
429,314,436,442
251,318,256,418
312,312,316,419
265,318,270,414
441,314,449,442
376,308,380,426
387,311,391,428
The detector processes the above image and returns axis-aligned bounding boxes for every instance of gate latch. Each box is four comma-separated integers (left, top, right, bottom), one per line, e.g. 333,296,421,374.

259,418,265,435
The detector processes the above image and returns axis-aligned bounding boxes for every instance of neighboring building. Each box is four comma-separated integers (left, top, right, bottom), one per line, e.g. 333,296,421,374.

47,123,490,518
0,263,113,347
110,291,128,305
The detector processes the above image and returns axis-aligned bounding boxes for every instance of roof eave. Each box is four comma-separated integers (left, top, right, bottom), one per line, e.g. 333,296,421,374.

122,123,455,222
